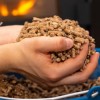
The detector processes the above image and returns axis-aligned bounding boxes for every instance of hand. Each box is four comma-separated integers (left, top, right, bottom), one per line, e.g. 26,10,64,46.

0,25,23,45
10,36,98,87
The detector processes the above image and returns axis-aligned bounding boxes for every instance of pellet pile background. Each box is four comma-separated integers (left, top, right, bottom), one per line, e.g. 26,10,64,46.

0,74,100,98
17,16,95,66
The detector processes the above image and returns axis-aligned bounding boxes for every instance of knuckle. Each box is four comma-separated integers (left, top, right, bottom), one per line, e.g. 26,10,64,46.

20,38,38,50
46,71,60,82
31,38,40,50
75,59,84,67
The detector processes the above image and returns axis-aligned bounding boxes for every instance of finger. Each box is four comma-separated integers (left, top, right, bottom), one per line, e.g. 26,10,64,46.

90,43,95,50
51,52,99,86
50,43,89,80
32,36,73,52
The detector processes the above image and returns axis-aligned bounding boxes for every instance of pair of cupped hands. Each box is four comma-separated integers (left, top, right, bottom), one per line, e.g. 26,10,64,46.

0,25,99,87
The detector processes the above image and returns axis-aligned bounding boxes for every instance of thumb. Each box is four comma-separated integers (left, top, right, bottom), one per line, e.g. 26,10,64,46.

34,36,73,52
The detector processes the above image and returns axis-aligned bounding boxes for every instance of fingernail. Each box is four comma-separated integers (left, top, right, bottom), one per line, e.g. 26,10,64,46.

65,38,73,49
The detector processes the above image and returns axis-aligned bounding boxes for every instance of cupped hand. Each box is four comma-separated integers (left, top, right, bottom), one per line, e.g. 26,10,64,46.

12,36,99,87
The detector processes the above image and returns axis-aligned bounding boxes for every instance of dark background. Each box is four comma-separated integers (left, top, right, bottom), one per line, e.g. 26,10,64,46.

58,0,100,47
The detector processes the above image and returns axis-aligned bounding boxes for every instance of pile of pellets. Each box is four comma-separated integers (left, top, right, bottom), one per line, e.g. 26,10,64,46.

17,16,95,67
0,74,100,99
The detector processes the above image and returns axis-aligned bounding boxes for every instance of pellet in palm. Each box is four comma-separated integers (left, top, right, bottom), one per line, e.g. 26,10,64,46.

17,16,95,70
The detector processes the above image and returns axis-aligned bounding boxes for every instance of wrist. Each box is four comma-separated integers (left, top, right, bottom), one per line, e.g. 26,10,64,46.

0,43,24,73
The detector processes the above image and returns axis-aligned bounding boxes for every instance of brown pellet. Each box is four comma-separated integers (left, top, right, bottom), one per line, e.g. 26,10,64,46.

0,74,100,98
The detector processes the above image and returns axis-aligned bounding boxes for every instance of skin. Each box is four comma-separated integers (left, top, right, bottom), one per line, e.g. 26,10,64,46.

0,25,99,87
0,25,23,44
